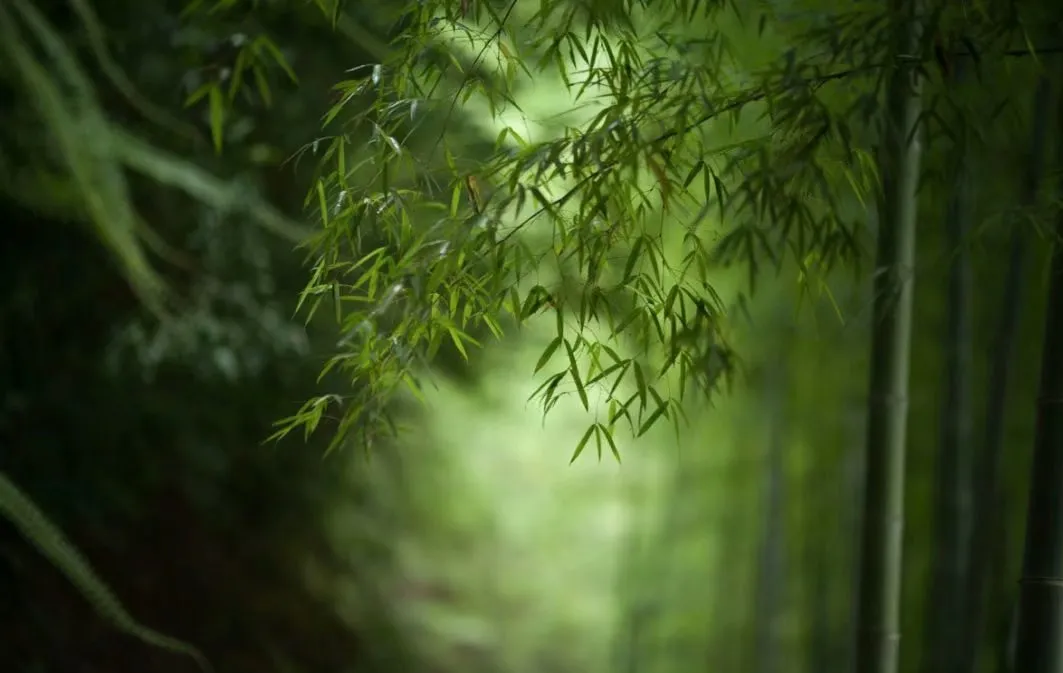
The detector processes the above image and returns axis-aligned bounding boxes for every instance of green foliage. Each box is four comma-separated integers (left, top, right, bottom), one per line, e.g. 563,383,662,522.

3,1,1061,671
0,0,165,309
0,0,310,309
0,471,210,671
270,0,1045,457
0,1,315,667
0,3,211,664
182,31,299,153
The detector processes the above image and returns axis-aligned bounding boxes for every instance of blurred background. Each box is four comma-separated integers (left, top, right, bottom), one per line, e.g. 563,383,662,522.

0,1,1052,673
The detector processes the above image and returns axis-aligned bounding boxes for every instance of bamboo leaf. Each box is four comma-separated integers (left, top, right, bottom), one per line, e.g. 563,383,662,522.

569,424,596,463
535,337,563,373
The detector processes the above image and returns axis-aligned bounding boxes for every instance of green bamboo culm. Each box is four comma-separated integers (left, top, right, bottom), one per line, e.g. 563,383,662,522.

0,471,212,672
854,0,924,672
921,58,973,673
1011,80,1063,673
958,76,1052,673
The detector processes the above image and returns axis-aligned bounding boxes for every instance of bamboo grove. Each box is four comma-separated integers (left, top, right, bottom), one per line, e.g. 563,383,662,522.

268,1,1063,672
2,0,1063,672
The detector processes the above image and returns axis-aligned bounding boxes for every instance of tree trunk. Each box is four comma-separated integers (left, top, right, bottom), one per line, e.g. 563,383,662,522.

1011,82,1063,673
921,60,973,673
806,552,833,673
854,2,924,672
960,76,1051,673
995,601,1018,673
753,353,788,673
845,408,865,673
805,448,849,673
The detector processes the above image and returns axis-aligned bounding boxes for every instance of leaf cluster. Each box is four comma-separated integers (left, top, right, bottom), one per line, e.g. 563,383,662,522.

281,0,1059,458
